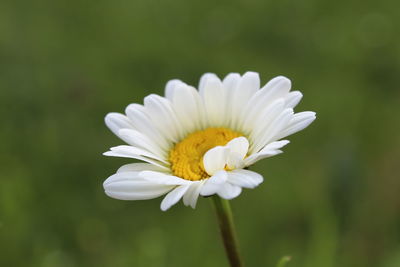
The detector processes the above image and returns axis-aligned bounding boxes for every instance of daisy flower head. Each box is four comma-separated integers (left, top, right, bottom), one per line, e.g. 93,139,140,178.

103,72,316,211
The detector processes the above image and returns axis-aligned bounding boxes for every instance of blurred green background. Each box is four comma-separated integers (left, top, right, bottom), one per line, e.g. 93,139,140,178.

1,0,400,266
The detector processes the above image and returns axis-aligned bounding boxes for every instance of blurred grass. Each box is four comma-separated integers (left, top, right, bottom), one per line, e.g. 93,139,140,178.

1,0,400,266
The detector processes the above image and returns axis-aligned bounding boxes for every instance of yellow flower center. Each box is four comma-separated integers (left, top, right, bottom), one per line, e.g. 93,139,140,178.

169,128,242,181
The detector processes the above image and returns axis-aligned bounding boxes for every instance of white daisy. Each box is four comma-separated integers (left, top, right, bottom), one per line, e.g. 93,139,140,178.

103,72,316,211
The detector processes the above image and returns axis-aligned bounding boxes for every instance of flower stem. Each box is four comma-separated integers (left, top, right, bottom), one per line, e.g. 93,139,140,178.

211,195,244,267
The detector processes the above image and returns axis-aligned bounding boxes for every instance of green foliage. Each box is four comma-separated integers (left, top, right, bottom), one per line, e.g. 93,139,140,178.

1,0,400,266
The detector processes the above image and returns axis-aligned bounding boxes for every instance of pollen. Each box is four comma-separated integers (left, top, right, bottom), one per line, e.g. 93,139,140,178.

169,127,243,181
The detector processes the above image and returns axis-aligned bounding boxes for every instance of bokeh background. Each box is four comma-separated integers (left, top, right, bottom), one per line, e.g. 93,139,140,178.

1,0,400,266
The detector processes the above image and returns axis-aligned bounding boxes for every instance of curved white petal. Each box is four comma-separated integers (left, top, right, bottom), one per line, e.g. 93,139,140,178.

226,137,249,159
117,163,167,173
165,79,186,101
199,74,226,127
245,140,290,166
203,146,229,175
105,145,167,163
105,112,134,138
170,84,205,134
227,154,245,170
199,73,218,92
249,98,286,150
222,73,241,124
226,137,249,169
228,72,260,129
274,111,316,140
104,171,141,186
222,73,241,90
251,108,294,153
118,129,167,158
227,169,263,188
140,171,191,185
200,170,227,196
250,97,285,132
125,104,170,151
245,151,283,166
241,76,291,132
103,146,169,169
144,94,183,142
183,181,204,209
161,185,190,211
238,71,260,93
217,183,242,199
261,140,290,151
103,172,174,200
284,91,303,108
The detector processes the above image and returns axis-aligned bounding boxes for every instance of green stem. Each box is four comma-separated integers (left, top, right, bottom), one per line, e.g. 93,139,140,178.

211,195,244,267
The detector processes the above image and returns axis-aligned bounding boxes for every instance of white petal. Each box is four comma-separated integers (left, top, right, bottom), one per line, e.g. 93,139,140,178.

203,146,229,175
103,172,174,200
238,71,260,93
222,73,241,128
103,171,141,186
118,129,168,158
199,75,226,127
200,170,228,196
105,112,134,137
249,98,286,146
144,94,183,142
251,108,294,153
245,140,290,166
228,72,259,129
225,137,249,169
199,73,218,92
117,163,167,173
274,111,316,140
226,169,263,188
183,181,204,209
125,104,170,151
161,185,190,211
171,84,205,133
105,183,173,200
222,73,241,90
261,140,290,151
165,79,186,101
103,146,169,169
217,183,242,199
241,76,291,131
226,137,249,159
245,151,283,166
140,171,191,185
227,154,245,170
107,145,167,163
284,91,303,108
